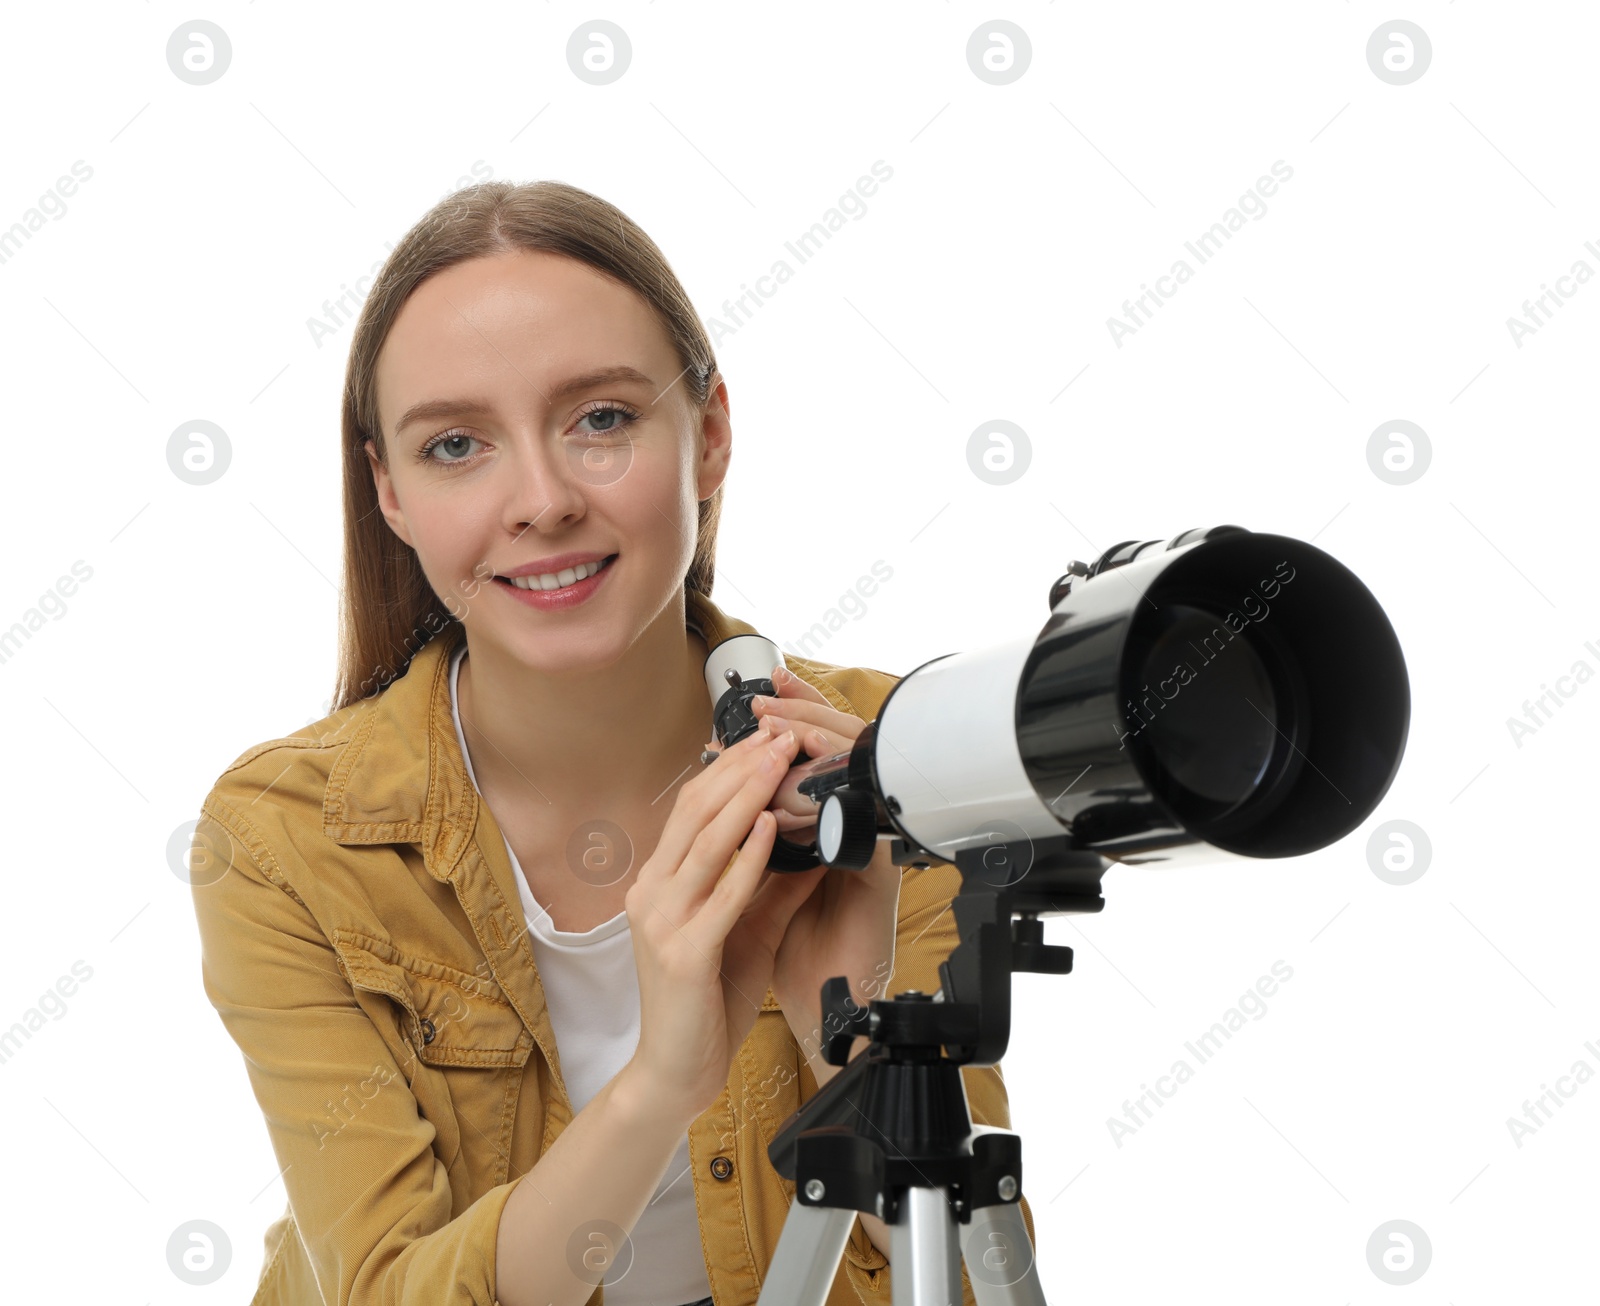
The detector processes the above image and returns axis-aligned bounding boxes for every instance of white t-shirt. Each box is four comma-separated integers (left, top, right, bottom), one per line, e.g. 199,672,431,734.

449,641,712,1306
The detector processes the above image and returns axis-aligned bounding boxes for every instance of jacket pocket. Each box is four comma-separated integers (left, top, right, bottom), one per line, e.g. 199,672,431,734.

331,928,533,1068
331,929,532,1187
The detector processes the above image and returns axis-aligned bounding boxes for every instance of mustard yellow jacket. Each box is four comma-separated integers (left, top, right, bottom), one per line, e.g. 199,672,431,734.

189,588,1038,1306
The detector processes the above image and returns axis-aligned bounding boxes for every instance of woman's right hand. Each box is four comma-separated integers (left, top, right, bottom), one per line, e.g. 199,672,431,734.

622,720,828,1126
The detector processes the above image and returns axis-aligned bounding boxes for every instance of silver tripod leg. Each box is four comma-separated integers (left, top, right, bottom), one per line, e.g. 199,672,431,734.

891,1187,1047,1306
758,1179,1049,1306
890,1186,962,1306
963,1198,1047,1306
756,1196,857,1306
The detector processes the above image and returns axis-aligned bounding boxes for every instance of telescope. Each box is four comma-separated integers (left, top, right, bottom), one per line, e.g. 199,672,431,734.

706,522,1408,886
700,524,1410,1306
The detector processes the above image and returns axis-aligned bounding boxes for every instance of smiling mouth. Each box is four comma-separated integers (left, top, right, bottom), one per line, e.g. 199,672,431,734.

494,553,618,592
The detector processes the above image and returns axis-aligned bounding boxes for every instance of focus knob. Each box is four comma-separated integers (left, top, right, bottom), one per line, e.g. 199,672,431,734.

818,788,879,869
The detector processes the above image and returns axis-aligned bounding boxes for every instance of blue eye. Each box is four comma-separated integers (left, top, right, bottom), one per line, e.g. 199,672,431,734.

415,402,640,469
574,403,640,438
417,430,481,464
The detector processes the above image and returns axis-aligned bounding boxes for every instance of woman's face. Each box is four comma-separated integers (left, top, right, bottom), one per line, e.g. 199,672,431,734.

367,249,729,671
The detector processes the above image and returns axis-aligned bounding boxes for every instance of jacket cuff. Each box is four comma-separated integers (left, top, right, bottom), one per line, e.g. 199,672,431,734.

454,1177,524,1305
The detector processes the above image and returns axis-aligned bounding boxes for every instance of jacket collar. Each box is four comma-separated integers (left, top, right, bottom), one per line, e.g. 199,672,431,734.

321,589,762,881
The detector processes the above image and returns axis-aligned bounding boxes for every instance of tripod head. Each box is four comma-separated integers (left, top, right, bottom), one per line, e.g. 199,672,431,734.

768,836,1101,1219
751,839,1087,1306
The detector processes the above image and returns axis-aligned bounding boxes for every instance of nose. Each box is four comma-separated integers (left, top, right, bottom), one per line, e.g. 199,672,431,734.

501,432,588,537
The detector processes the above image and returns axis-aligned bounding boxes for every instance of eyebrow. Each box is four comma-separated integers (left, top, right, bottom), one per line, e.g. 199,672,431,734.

392,365,660,438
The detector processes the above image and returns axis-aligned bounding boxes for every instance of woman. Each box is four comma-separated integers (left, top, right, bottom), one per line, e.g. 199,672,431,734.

188,179,1035,1306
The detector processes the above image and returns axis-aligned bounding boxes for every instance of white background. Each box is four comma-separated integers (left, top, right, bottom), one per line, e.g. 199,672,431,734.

1,2,1595,1302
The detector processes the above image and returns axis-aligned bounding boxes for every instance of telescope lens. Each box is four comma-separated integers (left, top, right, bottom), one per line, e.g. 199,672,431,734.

1129,605,1279,815
1018,530,1406,859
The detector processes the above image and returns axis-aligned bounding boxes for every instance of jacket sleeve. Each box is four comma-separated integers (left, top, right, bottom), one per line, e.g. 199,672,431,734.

189,795,520,1306
823,857,1042,1306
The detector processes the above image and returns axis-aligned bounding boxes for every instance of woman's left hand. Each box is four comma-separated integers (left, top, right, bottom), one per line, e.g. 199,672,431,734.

709,667,901,1031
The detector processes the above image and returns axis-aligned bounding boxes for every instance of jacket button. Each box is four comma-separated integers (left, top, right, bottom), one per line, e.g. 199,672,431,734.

710,1156,733,1180
419,1017,436,1045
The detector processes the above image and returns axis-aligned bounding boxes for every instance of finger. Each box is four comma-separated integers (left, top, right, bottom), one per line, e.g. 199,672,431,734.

772,666,831,704
694,808,783,945
673,729,801,909
751,695,864,743
755,713,843,762
758,728,855,827
771,811,819,838
649,722,784,884
699,713,784,763
701,711,788,759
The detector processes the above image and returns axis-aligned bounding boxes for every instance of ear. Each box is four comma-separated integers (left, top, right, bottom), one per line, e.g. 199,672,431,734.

695,374,732,503
365,438,415,548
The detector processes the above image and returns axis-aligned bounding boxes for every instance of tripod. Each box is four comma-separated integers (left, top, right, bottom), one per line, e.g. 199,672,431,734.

756,835,1108,1306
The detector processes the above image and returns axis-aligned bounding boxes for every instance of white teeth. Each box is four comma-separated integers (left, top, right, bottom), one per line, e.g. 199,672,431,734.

508,556,611,591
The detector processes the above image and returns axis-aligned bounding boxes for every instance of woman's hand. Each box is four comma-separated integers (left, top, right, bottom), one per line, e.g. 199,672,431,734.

713,667,902,1048
624,720,825,1126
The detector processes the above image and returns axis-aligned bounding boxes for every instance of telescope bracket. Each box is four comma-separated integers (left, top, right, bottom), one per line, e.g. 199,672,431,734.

771,833,1110,1190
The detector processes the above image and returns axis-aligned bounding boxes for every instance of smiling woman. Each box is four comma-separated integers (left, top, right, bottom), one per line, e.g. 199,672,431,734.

336,188,726,711
188,179,1033,1306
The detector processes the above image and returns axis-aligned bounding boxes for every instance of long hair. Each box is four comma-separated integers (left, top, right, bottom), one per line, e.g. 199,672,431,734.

332,180,722,711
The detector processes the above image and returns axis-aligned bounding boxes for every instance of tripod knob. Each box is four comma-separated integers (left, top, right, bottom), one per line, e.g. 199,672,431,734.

818,787,878,868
